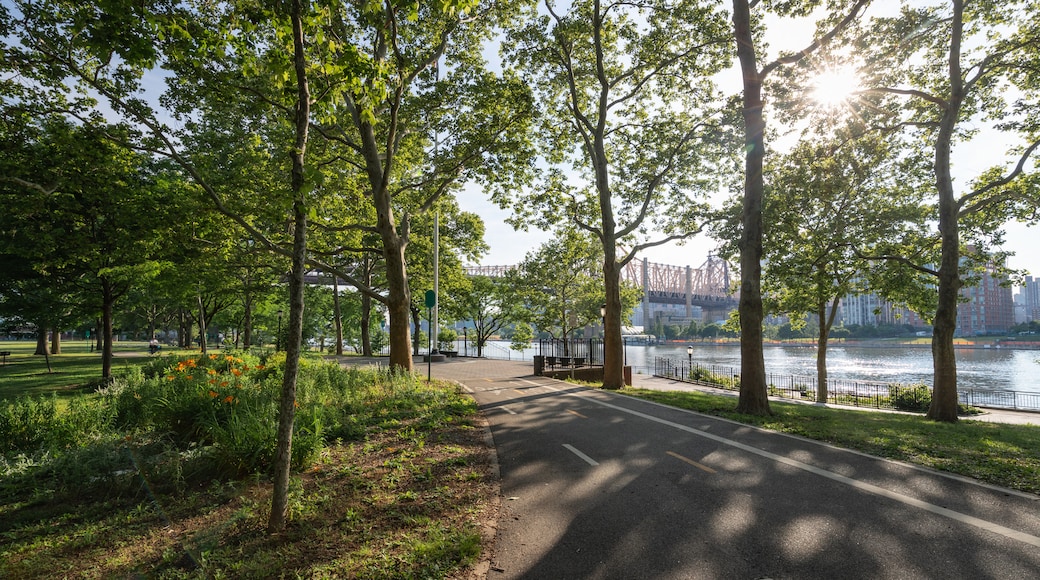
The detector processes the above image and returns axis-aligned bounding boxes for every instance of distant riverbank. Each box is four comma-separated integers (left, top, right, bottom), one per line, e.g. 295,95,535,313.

658,339,1040,351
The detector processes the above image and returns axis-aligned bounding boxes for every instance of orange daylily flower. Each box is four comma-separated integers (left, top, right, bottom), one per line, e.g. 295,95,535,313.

208,390,218,398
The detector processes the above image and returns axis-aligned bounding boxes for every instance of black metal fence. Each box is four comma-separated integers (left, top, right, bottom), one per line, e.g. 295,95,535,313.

653,357,1040,413
537,339,603,368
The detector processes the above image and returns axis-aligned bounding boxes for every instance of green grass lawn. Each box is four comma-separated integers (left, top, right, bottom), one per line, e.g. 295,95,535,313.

0,340,188,401
620,387,1040,495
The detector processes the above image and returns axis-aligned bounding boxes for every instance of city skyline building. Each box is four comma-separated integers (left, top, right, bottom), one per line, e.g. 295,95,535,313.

1018,276,1040,324
839,256,1017,336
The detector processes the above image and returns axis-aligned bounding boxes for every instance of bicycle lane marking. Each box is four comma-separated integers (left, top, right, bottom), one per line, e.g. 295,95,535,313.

520,380,1040,549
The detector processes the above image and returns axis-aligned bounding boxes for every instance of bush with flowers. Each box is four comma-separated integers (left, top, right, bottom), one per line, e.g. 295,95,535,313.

2,349,477,495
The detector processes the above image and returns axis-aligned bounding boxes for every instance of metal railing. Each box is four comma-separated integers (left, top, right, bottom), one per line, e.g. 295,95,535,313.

537,339,603,367
653,357,1040,413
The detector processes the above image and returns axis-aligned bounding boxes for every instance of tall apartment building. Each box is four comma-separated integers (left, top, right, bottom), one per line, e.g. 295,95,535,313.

840,260,1015,335
841,292,900,327
1021,276,1040,323
956,265,1015,335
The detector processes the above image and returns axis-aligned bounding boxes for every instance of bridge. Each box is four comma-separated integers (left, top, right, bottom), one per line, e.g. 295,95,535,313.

465,256,739,325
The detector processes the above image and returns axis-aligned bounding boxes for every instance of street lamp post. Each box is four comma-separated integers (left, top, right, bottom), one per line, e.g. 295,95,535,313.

687,345,693,380
276,309,283,352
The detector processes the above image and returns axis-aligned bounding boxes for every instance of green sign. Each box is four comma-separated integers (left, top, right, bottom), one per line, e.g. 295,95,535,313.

424,290,436,308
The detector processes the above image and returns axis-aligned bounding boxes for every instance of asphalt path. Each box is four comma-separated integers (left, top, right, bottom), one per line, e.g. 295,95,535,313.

430,358,1040,580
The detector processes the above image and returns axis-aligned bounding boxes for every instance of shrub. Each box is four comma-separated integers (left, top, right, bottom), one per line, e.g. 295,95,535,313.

2,351,471,490
889,383,932,412
0,396,59,455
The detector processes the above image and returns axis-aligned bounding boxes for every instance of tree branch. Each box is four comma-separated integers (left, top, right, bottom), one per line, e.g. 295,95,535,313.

958,138,1040,217
760,0,871,79
853,247,939,278
0,176,61,195
860,86,948,109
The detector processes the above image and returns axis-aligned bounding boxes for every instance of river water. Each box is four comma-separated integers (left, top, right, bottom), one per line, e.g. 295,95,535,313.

486,341,1040,394
629,343,1040,394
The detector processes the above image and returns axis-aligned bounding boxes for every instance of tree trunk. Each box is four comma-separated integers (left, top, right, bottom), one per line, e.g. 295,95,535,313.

929,176,962,422
179,309,193,349
197,292,207,355
381,222,413,371
602,259,624,389
360,259,373,356
269,0,310,533
411,305,422,356
333,276,345,356
50,329,61,355
732,0,770,416
815,295,841,404
360,292,372,356
243,289,253,348
35,327,48,355
101,279,115,380
927,0,965,423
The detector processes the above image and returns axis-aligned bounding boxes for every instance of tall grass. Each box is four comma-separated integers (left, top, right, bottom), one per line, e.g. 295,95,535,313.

1,352,488,579
1,351,472,494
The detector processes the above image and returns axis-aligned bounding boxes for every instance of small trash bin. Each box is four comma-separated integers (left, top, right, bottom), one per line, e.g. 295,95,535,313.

534,355,545,375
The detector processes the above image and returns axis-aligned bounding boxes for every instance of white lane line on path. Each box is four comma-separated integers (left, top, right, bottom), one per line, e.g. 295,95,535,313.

460,385,473,393
563,444,600,467
566,409,588,419
532,383,1040,549
500,405,517,415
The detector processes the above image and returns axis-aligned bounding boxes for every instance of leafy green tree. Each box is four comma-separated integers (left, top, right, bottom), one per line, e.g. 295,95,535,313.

405,206,488,357
3,0,530,529
501,0,733,388
507,229,606,345
510,321,534,352
848,0,1040,421
447,275,520,357
729,0,873,415
764,133,930,402
0,119,177,377
699,323,722,340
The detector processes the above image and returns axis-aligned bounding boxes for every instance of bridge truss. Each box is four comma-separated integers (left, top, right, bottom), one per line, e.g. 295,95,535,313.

464,257,736,318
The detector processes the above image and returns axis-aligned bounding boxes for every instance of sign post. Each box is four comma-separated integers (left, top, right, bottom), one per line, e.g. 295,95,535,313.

425,290,436,381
